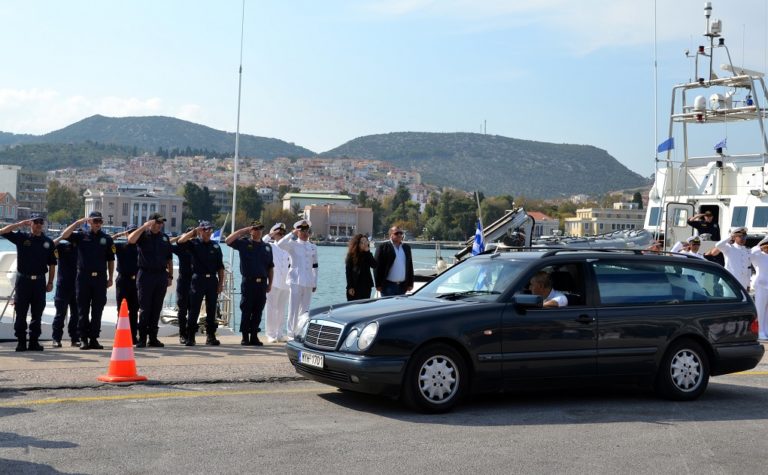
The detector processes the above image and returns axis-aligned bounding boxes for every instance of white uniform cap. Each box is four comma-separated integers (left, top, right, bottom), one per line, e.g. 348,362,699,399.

293,219,312,229
270,222,286,233
731,226,748,235
758,235,768,246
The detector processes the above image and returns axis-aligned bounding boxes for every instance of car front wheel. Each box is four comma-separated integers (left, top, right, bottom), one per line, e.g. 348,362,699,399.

402,343,467,413
655,339,710,401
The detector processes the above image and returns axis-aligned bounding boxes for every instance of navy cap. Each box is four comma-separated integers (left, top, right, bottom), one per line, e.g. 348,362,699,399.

198,220,212,229
250,220,265,230
89,211,103,219
30,213,44,221
125,224,138,232
149,212,166,222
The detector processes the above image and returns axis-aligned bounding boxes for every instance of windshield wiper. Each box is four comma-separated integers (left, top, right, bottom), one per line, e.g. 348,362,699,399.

435,290,500,300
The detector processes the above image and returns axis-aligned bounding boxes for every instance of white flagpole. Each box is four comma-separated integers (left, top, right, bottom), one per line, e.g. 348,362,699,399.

229,0,246,270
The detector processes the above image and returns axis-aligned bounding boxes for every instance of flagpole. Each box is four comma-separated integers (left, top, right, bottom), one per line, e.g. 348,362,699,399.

229,0,246,271
475,191,483,229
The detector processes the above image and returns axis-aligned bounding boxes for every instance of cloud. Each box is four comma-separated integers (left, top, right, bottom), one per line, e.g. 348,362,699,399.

0,88,202,135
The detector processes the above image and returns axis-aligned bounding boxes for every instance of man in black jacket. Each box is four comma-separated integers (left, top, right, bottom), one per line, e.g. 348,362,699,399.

374,226,414,296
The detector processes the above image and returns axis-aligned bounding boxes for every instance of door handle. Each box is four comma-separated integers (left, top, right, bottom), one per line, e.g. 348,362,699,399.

575,314,594,324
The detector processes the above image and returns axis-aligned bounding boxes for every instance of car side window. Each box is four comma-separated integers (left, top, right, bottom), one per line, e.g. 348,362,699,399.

518,263,585,307
592,260,741,305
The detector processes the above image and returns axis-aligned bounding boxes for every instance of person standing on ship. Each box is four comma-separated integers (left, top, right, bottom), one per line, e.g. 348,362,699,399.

687,210,721,241
278,219,318,340
263,222,291,343
345,234,377,301
59,211,115,350
0,214,57,352
128,213,173,348
171,228,194,345
51,235,80,347
226,220,274,346
111,225,140,345
176,221,225,346
750,236,768,341
374,225,414,297
715,227,751,290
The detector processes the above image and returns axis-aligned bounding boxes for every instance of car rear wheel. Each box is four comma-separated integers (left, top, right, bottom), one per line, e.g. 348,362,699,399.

655,339,710,401
402,344,467,413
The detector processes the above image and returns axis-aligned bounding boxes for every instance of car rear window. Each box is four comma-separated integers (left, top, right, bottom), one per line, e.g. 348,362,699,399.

592,260,742,305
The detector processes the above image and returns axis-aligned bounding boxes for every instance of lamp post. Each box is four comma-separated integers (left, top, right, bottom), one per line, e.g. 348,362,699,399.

107,214,113,225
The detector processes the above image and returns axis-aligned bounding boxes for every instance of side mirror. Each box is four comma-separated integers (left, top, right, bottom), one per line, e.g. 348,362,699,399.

513,293,543,308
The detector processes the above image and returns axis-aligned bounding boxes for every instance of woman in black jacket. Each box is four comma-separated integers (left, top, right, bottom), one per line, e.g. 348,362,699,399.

345,234,377,301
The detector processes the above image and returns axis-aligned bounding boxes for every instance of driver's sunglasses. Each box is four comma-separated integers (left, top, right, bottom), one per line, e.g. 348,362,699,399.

393,231,404,235
92,219,103,224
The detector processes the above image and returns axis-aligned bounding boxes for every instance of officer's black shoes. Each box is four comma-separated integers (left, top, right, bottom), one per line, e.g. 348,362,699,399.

15,339,26,352
27,340,44,351
185,332,196,346
250,334,263,347
79,340,90,350
136,336,147,348
205,335,220,346
241,333,250,346
51,340,62,348
148,338,165,348
89,339,104,350
179,334,188,345
71,339,80,347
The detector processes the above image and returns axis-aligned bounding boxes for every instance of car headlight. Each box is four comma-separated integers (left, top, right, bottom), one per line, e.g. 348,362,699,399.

357,322,378,351
297,312,311,341
343,329,360,349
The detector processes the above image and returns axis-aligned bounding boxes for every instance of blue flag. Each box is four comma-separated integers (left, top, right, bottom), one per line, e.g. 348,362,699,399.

714,138,727,150
471,219,485,256
211,227,223,243
657,137,674,153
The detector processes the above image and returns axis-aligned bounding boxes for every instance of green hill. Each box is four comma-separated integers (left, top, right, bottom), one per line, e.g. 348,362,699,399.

321,132,648,198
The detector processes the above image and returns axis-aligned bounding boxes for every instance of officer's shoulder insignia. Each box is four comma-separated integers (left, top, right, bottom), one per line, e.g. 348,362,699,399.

111,245,116,253
100,237,107,245
43,241,50,249
213,244,220,249
163,236,169,242
23,240,31,246
265,246,272,253
54,249,59,259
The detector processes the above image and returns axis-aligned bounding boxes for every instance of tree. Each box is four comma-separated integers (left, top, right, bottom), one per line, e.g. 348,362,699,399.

236,186,264,223
46,180,83,222
261,202,298,228
632,192,644,210
183,182,215,223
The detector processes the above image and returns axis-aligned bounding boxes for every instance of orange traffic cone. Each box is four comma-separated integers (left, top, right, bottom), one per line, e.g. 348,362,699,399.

98,299,148,383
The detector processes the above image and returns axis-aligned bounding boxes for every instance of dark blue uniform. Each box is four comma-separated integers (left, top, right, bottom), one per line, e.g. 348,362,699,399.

114,241,139,343
183,238,224,343
68,230,115,342
230,237,273,342
3,231,56,344
135,230,172,344
171,242,192,340
52,241,80,344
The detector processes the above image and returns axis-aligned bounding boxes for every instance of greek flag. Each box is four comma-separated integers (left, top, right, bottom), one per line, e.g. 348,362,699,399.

471,219,485,256
211,227,223,243
657,137,674,153
714,138,727,150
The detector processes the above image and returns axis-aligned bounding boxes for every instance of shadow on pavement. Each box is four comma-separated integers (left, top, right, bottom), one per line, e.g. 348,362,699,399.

0,459,82,474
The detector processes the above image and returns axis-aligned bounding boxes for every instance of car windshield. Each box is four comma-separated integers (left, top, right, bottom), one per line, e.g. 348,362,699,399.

417,258,526,300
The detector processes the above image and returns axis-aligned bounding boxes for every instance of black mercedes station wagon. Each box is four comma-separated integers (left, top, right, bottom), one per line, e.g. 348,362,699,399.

285,249,764,412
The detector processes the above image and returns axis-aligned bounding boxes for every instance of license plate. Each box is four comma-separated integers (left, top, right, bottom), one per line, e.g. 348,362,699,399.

299,350,324,369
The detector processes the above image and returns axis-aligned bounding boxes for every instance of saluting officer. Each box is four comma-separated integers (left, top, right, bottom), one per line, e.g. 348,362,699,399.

225,220,274,346
112,225,140,345
171,227,194,345
0,213,56,352
128,212,173,348
51,235,80,347
264,223,291,343
278,219,318,340
176,220,225,346
60,211,115,350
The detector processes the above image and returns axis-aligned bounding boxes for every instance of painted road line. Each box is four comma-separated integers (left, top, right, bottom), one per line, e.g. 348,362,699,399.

0,387,325,408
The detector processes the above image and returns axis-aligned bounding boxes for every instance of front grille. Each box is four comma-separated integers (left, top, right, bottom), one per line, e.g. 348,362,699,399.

293,362,350,383
304,320,343,350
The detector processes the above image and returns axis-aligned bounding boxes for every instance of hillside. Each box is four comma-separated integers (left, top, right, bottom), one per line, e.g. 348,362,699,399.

322,132,649,198
1,115,314,159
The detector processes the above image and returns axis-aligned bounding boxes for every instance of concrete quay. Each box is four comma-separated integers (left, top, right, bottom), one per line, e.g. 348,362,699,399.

0,334,301,391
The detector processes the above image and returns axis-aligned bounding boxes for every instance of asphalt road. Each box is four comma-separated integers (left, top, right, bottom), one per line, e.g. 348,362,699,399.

2,373,768,475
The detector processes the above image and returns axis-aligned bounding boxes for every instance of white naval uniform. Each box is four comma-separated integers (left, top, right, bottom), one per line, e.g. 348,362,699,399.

715,237,752,289
264,239,291,341
750,248,768,339
278,234,318,338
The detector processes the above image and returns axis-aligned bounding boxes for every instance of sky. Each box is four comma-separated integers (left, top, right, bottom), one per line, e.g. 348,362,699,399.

1,0,768,177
